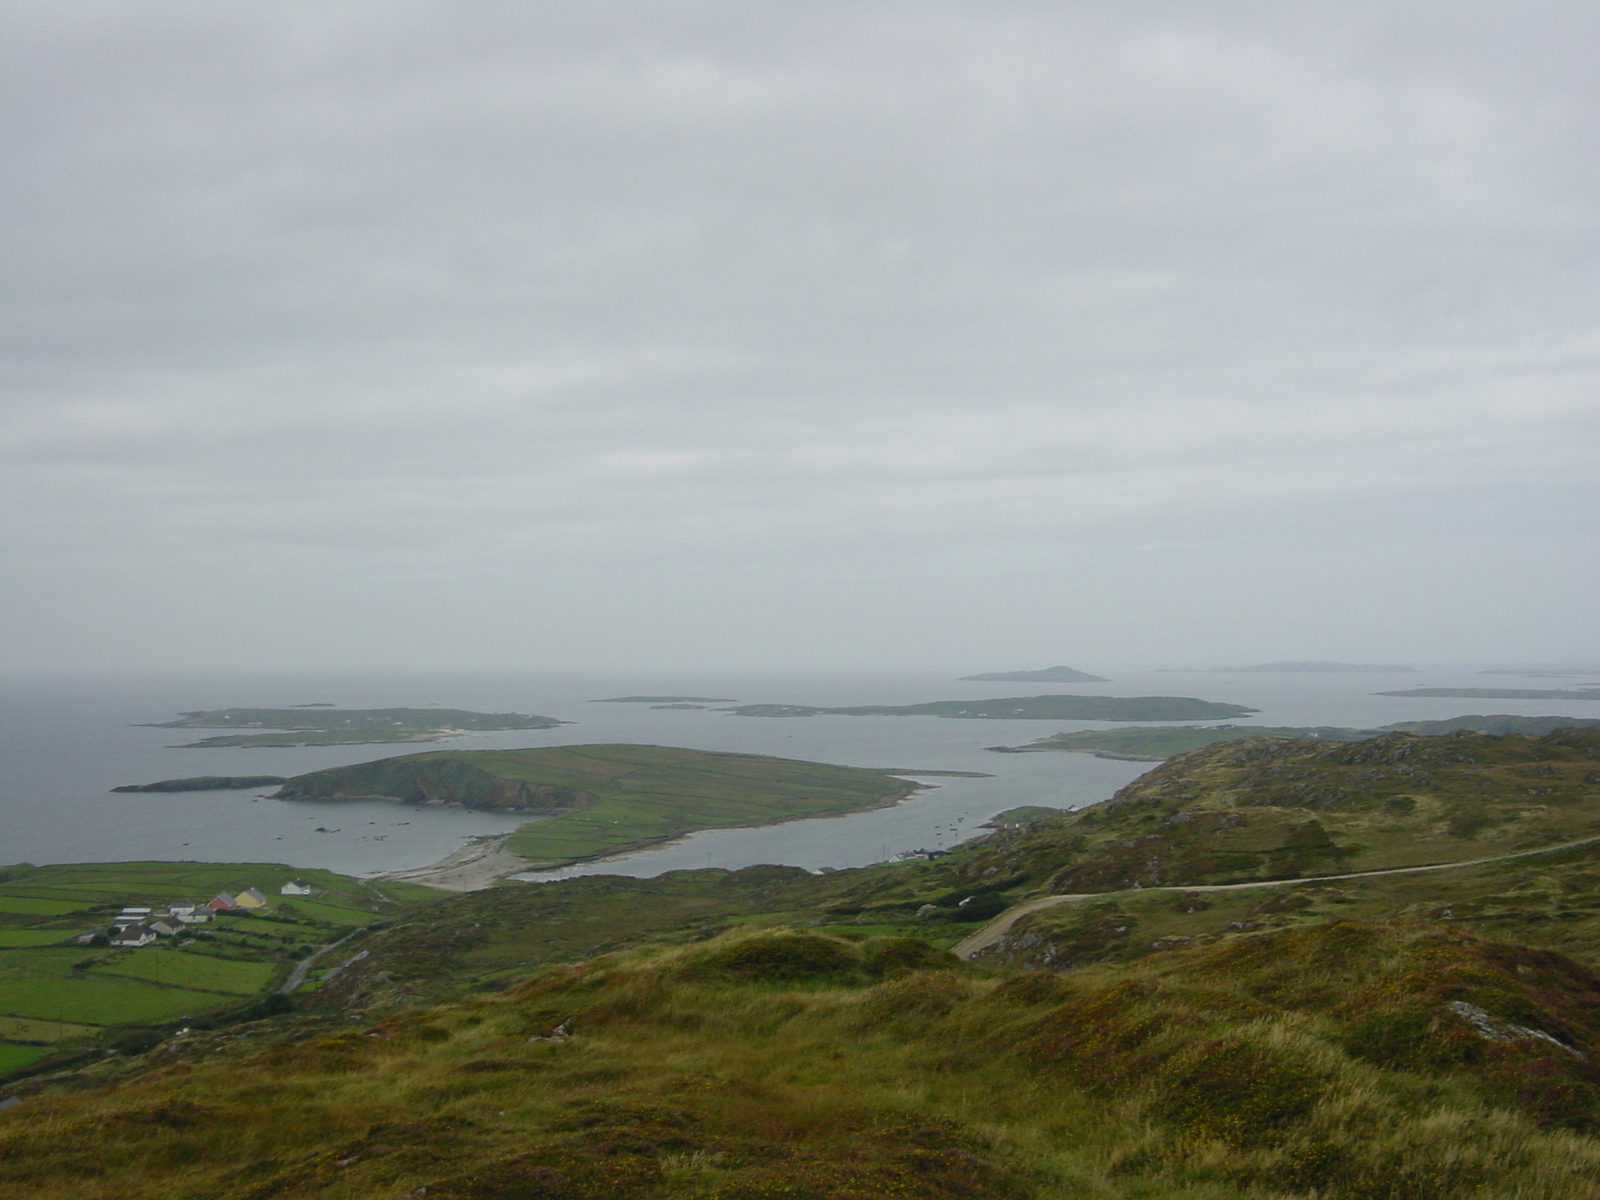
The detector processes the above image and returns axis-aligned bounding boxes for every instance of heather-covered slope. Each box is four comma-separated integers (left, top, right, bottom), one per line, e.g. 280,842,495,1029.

7,923,1600,1199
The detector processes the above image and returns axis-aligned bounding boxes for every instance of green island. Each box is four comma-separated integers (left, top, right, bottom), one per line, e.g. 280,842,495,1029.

959,666,1109,682
111,775,286,793
1377,686,1600,700
272,744,920,869
993,714,1600,758
16,728,1600,1197
721,693,1256,720
142,706,570,747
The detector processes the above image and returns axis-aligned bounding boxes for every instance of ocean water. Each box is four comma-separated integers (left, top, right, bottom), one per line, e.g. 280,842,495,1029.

1,666,1594,881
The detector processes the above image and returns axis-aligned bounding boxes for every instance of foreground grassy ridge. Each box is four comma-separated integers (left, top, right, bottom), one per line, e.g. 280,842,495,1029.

277,744,916,867
7,923,1600,1199
0,863,435,1061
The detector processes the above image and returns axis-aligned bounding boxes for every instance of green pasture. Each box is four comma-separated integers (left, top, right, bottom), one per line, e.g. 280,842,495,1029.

0,1016,100,1044
0,950,222,1025
0,1045,51,1074
91,948,279,996
0,862,355,903
0,932,72,948
0,898,87,917
276,898,373,926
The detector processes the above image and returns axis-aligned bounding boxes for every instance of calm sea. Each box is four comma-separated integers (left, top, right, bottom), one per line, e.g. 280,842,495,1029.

1,667,1592,881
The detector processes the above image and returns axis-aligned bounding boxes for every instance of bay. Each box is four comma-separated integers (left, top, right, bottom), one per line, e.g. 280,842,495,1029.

1,665,1592,882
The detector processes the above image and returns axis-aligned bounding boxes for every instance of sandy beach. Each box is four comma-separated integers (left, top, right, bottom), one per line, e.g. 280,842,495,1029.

370,833,533,892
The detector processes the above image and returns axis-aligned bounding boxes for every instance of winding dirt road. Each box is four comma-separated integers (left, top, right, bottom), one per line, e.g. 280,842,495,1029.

950,833,1600,960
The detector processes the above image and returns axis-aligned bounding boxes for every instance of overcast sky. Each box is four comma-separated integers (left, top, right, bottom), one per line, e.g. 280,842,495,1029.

2,0,1595,674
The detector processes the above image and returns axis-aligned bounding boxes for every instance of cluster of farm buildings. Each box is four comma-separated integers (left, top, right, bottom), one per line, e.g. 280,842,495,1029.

84,880,315,948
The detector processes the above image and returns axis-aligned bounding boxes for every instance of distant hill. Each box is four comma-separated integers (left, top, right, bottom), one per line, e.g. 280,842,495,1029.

1377,687,1600,700
1381,714,1600,735
990,713,1600,758
959,666,1109,683
1164,661,1418,673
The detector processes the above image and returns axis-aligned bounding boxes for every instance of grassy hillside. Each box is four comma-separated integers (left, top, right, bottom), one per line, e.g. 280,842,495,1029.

277,744,917,867
12,731,1600,1196
9,921,1600,1198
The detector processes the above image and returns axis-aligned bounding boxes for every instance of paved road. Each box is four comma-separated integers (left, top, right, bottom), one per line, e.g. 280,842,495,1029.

950,833,1600,960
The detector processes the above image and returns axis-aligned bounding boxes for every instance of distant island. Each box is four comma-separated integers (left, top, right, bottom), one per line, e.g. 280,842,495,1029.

591,695,736,704
720,694,1256,721
1481,669,1600,677
959,666,1109,683
1375,688,1600,701
1161,661,1419,673
990,713,1600,758
141,707,569,747
269,744,919,872
111,775,287,793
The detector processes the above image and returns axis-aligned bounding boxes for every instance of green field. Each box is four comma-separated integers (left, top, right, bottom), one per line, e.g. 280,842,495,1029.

0,1016,100,1044
0,1045,51,1074
0,898,88,916
277,898,374,926
0,949,223,1025
0,932,73,948
91,948,280,996
0,861,437,1071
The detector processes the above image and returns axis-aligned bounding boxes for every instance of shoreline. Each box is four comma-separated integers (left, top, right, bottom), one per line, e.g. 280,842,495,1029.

374,777,938,892
367,833,535,892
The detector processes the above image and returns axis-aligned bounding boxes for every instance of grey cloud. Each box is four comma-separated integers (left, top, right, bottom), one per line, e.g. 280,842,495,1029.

1,0,1596,670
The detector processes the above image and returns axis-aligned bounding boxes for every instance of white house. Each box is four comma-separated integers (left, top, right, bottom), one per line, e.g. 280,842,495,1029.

111,924,157,948
280,880,313,896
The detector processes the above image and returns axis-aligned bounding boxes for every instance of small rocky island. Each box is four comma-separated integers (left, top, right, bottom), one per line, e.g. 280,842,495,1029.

142,707,569,747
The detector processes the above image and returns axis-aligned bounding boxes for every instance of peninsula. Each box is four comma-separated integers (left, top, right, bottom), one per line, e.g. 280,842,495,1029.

720,694,1256,721
271,743,920,871
989,713,1600,758
958,666,1109,683
142,707,569,747
111,775,286,793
